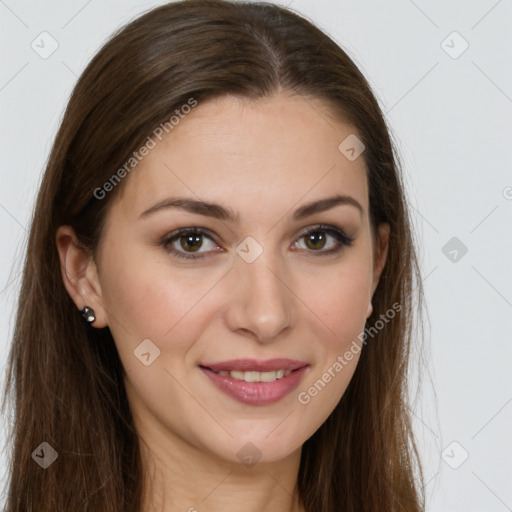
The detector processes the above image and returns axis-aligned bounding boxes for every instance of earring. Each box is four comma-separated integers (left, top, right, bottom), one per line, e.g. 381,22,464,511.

80,306,96,324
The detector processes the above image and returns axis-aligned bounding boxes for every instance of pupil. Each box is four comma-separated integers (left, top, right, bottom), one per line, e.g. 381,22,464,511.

182,234,202,251
307,232,325,250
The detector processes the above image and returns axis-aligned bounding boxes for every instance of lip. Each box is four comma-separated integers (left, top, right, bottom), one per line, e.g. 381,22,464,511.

200,358,308,372
199,359,309,406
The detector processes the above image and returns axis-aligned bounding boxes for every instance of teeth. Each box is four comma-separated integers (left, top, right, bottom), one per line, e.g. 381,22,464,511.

215,369,292,382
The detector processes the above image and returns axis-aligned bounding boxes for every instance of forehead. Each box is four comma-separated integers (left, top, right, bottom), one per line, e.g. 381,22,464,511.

112,93,368,224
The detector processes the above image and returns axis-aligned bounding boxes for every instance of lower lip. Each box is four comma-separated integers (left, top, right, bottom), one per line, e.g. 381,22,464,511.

199,366,309,405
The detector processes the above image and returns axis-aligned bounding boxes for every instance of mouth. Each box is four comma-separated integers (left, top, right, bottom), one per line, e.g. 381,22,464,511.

198,358,309,405
204,368,294,383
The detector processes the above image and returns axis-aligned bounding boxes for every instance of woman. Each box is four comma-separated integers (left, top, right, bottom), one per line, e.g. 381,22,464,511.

1,0,425,510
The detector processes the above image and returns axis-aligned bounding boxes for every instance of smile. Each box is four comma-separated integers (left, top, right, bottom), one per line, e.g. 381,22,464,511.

199,358,309,405
211,369,293,382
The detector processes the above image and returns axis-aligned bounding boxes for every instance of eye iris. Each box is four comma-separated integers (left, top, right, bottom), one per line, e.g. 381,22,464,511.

305,232,326,250
180,233,202,252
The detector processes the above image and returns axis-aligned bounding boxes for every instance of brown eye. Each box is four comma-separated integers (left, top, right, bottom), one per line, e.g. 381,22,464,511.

179,233,203,252
161,228,220,260
304,231,327,251
294,225,354,256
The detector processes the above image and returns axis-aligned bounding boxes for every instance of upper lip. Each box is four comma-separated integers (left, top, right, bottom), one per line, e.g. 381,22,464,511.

200,358,309,372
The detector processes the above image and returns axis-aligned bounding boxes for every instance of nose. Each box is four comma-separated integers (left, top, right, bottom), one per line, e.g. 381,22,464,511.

224,248,297,343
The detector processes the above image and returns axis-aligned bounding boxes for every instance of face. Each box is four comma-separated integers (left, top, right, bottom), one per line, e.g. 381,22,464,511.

61,92,389,466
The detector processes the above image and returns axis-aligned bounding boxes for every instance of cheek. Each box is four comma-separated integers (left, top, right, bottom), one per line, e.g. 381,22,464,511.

99,255,210,420
98,246,232,389
304,257,372,345
99,246,220,339
294,253,372,413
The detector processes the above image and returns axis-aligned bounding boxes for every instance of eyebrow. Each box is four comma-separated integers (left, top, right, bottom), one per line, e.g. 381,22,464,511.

138,193,364,222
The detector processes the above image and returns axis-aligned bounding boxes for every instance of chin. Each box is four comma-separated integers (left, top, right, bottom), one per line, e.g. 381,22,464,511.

202,432,302,466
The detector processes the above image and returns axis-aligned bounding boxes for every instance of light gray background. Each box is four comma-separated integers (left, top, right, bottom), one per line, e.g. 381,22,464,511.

1,0,511,510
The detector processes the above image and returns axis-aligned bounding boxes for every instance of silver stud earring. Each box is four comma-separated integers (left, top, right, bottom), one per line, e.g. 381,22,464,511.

80,306,96,324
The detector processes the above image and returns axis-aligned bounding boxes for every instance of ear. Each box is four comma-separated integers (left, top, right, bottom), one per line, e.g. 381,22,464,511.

367,222,390,318
55,225,108,328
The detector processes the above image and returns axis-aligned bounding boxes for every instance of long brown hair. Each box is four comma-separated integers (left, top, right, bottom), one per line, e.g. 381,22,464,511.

1,1,425,510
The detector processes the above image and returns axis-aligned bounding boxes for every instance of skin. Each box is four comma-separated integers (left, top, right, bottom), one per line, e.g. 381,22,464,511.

56,92,389,512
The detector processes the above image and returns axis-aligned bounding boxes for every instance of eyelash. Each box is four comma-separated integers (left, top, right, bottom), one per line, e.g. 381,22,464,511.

160,224,354,261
